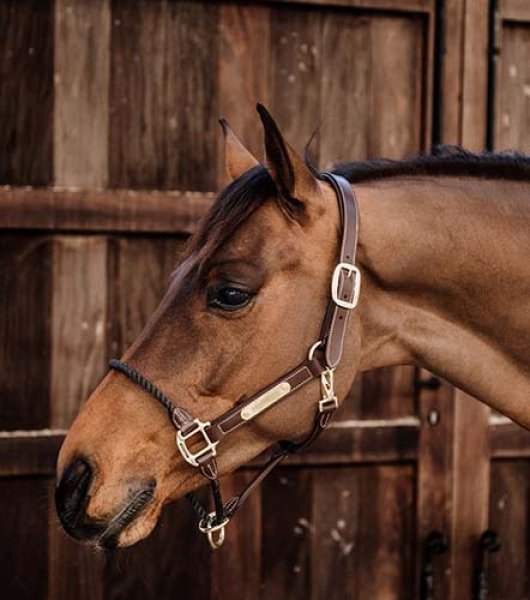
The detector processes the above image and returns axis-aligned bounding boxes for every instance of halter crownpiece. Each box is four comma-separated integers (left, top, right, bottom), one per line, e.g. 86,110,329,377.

109,173,361,550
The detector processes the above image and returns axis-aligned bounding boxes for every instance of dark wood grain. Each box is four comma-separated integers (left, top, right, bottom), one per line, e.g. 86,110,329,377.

491,421,530,458
166,1,219,190
0,236,52,429
0,0,53,185
0,478,49,600
0,434,63,476
109,0,167,188
0,186,214,233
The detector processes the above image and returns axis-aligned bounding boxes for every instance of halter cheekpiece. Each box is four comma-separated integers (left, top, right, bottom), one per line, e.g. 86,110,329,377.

109,173,361,549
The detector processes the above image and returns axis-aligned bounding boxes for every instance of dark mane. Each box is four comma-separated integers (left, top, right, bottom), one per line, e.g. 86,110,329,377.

189,146,530,259
333,145,530,183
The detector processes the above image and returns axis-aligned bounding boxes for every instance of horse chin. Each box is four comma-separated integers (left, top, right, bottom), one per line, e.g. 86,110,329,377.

111,499,162,547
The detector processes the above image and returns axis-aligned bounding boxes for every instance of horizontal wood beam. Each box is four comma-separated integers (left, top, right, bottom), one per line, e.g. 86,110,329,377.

254,0,433,14
0,186,214,234
491,421,530,458
499,0,530,22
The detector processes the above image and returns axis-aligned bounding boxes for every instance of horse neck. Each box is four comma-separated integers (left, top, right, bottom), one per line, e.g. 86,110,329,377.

353,175,530,427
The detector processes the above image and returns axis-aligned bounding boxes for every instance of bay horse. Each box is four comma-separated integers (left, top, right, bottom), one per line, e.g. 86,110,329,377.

55,104,530,550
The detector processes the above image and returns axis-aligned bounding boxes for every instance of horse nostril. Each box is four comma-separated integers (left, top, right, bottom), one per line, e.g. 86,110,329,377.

55,457,94,537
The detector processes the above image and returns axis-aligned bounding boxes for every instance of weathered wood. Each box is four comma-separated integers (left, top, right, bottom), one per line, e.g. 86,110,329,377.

166,2,219,190
415,372,455,600
449,392,491,599
491,421,530,458
217,3,271,186
270,6,322,162
357,366,416,419
0,236,52,429
489,460,530,599
500,0,530,21
54,0,110,188
50,237,107,428
256,0,432,13
0,478,49,600
0,187,214,233
0,432,63,476
261,469,313,600
369,14,425,157
495,22,530,152
0,0,53,185
211,472,262,600
109,0,167,188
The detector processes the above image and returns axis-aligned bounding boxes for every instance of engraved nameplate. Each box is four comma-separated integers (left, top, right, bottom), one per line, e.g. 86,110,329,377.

241,382,292,421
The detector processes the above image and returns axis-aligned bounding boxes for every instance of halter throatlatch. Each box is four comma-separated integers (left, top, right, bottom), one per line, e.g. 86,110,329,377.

109,173,361,550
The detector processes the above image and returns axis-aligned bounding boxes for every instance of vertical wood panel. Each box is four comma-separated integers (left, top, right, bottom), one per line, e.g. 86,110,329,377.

320,13,370,168
109,0,167,188
54,0,110,188
0,236,52,429
217,3,271,185
270,7,322,160
495,23,530,152
50,237,107,428
0,479,49,600
166,1,219,190
489,460,530,600
0,0,53,185
261,470,313,600
369,15,424,157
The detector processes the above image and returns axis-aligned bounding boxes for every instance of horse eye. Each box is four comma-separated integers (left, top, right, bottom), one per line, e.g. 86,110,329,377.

208,287,252,311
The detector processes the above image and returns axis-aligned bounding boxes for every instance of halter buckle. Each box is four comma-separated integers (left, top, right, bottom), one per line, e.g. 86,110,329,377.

331,263,361,310
176,419,218,467
199,513,230,550
319,368,338,412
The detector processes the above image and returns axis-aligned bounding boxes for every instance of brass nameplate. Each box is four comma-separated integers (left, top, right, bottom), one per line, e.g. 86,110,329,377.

241,382,292,421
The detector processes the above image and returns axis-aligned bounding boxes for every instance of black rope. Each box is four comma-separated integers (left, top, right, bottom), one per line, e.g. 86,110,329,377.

109,359,176,417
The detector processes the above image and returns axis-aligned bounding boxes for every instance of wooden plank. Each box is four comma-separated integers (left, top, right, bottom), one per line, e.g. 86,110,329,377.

217,3,271,186
495,22,530,152
166,2,219,190
50,237,107,428
211,471,262,600
261,469,313,600
369,14,425,157
449,392,491,599
0,432,63,476
489,460,530,599
357,366,416,419
460,0,490,150
0,0,53,185
0,478,49,600
319,11,371,167
491,421,530,458
109,0,167,188
0,187,214,233
54,0,110,188
415,374,455,600
256,0,432,13
500,0,530,21
0,236,52,430
270,5,323,162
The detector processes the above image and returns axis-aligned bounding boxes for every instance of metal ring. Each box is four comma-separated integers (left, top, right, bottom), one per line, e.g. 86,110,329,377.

308,340,323,361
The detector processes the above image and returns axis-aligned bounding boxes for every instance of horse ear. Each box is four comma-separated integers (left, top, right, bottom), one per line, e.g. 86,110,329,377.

256,103,320,217
219,118,259,180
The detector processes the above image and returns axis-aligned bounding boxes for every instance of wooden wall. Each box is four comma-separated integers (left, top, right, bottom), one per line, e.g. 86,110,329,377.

0,1,529,599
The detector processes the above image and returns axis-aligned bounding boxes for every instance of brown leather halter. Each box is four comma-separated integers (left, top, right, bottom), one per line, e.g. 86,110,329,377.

109,173,361,549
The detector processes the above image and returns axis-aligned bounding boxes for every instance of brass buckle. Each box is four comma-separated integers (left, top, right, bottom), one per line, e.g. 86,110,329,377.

319,368,338,412
199,512,230,550
176,419,218,467
331,262,361,309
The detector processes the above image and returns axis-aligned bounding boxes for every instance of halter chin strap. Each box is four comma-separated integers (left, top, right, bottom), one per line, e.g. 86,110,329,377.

109,173,361,550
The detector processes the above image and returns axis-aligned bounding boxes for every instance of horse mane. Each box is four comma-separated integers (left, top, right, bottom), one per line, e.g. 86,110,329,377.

190,145,530,259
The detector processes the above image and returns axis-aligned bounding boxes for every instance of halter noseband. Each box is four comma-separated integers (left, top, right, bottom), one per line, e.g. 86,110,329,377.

109,173,361,549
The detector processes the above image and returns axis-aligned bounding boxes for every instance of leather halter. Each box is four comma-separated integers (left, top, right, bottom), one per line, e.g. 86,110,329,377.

109,173,361,549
